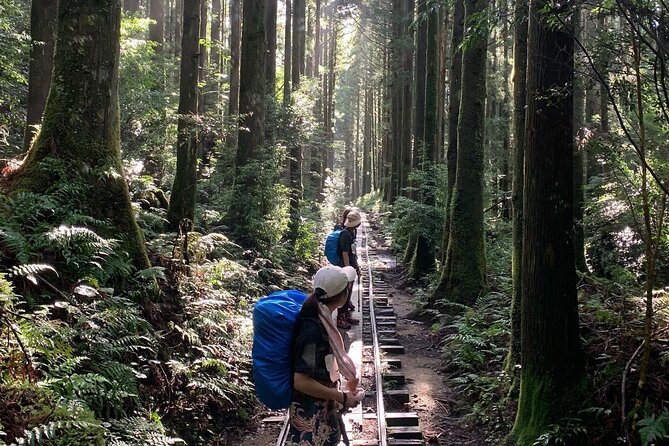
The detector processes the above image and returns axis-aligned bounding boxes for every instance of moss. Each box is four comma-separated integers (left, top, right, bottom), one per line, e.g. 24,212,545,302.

8,0,149,271
510,367,587,445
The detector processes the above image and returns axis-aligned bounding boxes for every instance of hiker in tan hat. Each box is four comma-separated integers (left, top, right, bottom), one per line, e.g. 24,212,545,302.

335,209,361,329
289,265,365,445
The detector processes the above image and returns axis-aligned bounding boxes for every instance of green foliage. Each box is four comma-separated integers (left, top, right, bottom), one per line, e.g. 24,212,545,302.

637,408,669,446
388,164,446,256
0,0,29,156
532,418,587,446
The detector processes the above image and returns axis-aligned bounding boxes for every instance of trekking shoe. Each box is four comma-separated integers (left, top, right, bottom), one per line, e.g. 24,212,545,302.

337,316,352,330
346,316,360,325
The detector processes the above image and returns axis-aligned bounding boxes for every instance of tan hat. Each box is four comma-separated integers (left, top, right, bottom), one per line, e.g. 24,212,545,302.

341,266,357,282
313,265,349,298
344,210,361,227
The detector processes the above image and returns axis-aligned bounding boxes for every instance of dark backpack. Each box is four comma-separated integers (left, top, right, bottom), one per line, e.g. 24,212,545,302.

324,229,343,265
252,289,307,409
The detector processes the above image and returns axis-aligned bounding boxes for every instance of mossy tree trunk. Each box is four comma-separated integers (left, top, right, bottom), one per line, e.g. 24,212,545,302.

228,0,266,245
438,0,464,267
410,0,439,278
509,0,585,442
434,0,488,306
507,0,527,378
167,0,201,228
11,0,149,270
23,0,59,151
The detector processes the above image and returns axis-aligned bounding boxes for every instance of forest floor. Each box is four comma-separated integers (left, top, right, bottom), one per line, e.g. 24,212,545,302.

237,219,486,445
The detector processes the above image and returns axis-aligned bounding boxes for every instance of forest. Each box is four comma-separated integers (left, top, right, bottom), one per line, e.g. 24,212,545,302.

0,0,668,444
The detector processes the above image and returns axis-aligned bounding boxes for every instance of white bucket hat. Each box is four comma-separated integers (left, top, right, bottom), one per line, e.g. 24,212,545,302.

313,265,350,298
344,210,361,228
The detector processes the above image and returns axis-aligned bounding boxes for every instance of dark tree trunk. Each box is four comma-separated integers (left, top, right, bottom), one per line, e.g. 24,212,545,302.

413,0,427,163
149,0,165,50
509,0,585,440
573,6,587,272
24,0,59,151
283,0,292,104
12,0,149,270
198,0,208,115
124,0,140,12
399,0,414,197
410,0,438,277
435,0,488,306
167,0,201,228
314,0,320,77
438,0,464,265
507,0,527,376
265,0,277,97
236,0,266,166
227,0,241,150
292,0,305,87
174,0,183,57
211,0,222,78
363,86,372,194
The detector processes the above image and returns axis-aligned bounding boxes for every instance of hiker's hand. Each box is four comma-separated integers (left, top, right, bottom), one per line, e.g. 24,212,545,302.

345,388,365,408
346,377,359,392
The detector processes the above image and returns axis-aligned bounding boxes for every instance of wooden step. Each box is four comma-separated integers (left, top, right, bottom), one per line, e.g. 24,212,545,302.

385,389,410,404
383,371,406,385
386,426,423,440
380,344,404,355
385,412,420,427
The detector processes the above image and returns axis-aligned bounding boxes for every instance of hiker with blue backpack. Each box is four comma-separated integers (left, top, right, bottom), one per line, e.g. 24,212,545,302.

325,209,362,329
252,265,365,445
291,265,364,445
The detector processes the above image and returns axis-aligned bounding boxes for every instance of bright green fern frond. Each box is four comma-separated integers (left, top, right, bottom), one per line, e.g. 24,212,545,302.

0,226,30,263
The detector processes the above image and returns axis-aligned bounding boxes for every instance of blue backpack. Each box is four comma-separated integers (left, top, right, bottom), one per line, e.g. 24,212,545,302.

324,229,343,265
252,289,308,409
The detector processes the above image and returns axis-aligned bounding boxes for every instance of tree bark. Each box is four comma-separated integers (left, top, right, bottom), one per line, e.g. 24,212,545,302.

573,6,587,272
124,0,140,12
435,0,488,306
23,0,59,151
438,0,464,265
226,0,241,150
198,0,208,115
292,0,305,87
149,0,165,50
507,0,527,377
509,0,585,440
283,0,292,104
167,0,201,228
265,0,277,97
211,0,222,79
12,0,149,270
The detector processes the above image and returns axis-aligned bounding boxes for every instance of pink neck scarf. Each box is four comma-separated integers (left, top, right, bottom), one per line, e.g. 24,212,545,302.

317,303,357,382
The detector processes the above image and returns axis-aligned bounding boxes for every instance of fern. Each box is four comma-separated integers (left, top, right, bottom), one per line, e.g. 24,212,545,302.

638,409,669,446
0,227,30,263
8,264,58,285
11,420,104,446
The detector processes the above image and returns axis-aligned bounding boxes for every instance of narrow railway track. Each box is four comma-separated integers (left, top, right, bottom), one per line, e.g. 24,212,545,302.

276,215,424,446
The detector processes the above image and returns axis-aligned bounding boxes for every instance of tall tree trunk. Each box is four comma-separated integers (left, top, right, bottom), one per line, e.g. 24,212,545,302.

124,0,140,12
292,0,305,87
24,0,59,151
363,86,372,194
573,6,587,272
228,0,266,244
399,0,414,197
509,0,585,440
413,0,427,164
211,0,222,81
409,0,438,277
226,0,241,150
283,0,292,104
499,0,512,221
507,0,527,378
198,0,208,115
435,0,488,306
314,0,321,77
265,0,277,97
149,0,165,50
174,0,183,57
12,0,149,270
168,0,201,228
438,0,464,266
